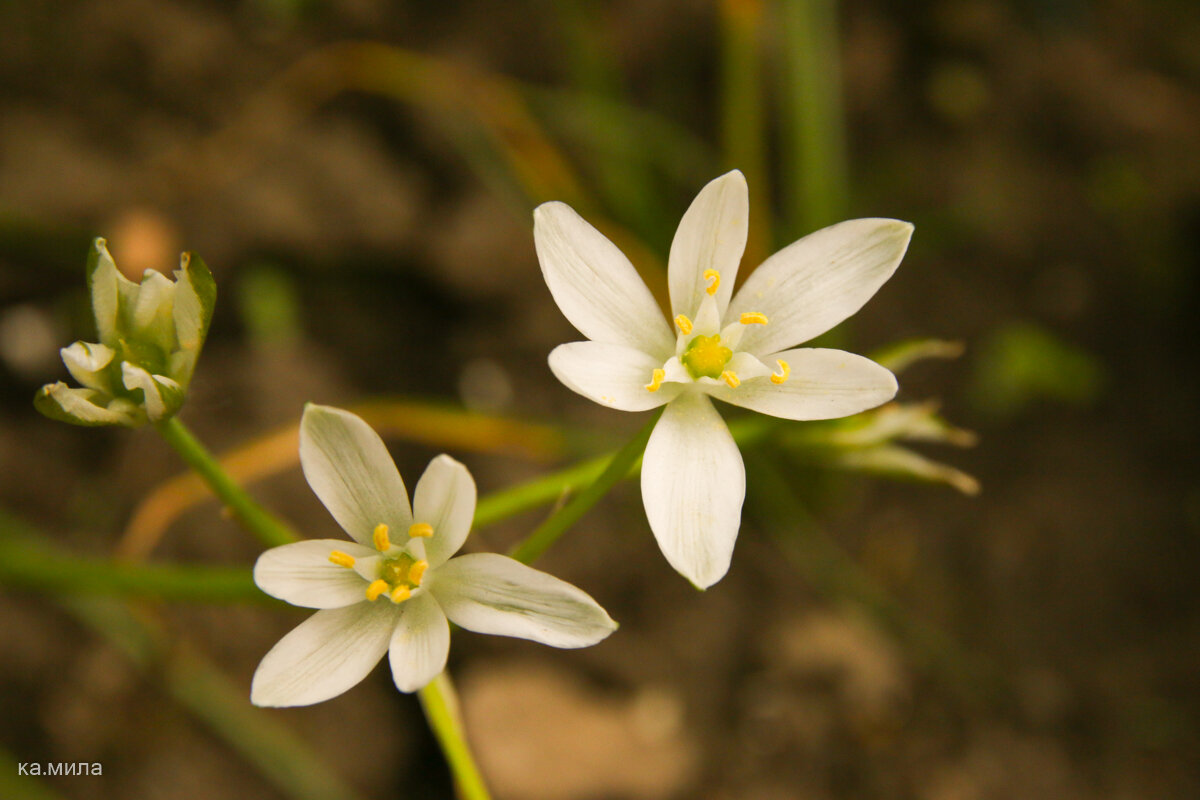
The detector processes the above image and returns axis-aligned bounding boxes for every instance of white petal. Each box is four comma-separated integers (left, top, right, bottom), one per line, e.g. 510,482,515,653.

172,252,215,353
299,404,413,546
412,455,476,568
641,392,744,589
388,592,450,693
533,202,674,358
430,553,618,648
34,382,139,426
728,218,913,355
87,238,126,344
708,348,898,420
724,351,772,381
253,539,378,609
61,341,114,392
692,294,721,336
549,341,681,412
250,602,396,707
669,170,748,319
120,362,166,420
130,270,175,343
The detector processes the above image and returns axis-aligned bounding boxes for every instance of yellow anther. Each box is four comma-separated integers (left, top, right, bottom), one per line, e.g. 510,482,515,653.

408,560,429,586
373,523,391,551
703,269,721,295
770,359,790,385
390,585,412,604
674,314,694,335
645,368,665,392
365,579,389,602
739,312,769,325
328,550,356,568
408,522,433,538
721,370,740,389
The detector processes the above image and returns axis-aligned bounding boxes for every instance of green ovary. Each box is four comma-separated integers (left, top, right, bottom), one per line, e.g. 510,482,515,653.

681,335,732,380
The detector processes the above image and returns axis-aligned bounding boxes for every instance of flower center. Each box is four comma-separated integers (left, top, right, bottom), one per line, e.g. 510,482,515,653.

367,552,429,604
681,335,732,380
328,521,433,604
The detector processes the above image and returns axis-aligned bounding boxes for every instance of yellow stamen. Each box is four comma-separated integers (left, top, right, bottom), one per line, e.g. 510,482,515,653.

408,560,429,586
365,579,389,602
721,370,740,388
674,314,693,335
408,522,434,538
328,550,356,568
373,523,391,551
770,359,790,385
645,368,665,392
390,585,412,604
739,312,768,325
703,269,720,296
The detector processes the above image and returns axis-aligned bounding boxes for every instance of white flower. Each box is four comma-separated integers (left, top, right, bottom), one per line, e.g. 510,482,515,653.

534,170,912,589
35,238,215,426
251,404,618,707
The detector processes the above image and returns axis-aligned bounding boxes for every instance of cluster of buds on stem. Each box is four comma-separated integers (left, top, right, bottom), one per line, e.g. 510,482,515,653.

35,238,215,427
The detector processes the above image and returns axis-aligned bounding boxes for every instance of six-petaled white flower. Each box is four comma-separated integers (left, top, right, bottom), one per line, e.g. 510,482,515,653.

251,404,617,707
534,170,912,589
35,238,215,427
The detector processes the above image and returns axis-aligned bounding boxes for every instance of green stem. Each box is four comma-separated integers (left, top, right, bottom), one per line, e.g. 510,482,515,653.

781,0,849,237
0,510,263,602
418,673,493,800
509,409,662,564
155,416,298,548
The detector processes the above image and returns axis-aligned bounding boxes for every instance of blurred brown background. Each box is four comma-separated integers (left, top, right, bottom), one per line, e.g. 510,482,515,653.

1,1,1198,798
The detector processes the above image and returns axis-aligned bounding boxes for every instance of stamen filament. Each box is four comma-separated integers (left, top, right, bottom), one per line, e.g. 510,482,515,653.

390,585,412,604
408,560,429,586
373,523,391,551
703,269,720,296
674,314,693,335
366,579,389,602
739,312,768,325
770,359,790,385
408,522,434,538
328,550,356,568
721,370,740,388
645,368,665,392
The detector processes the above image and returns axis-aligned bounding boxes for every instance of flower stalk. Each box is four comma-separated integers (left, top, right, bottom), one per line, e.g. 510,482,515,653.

510,408,662,564
155,416,299,548
418,674,493,800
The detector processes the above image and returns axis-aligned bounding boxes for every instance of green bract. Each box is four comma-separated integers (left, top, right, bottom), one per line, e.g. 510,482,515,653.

35,237,215,427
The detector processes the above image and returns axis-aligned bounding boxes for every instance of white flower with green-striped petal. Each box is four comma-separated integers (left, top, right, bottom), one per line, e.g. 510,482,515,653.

250,404,617,707
534,170,912,589
35,237,215,427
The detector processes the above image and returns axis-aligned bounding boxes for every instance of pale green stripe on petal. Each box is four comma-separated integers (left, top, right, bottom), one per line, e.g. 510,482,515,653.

708,348,897,421
253,539,377,609
250,601,396,707
430,553,617,648
728,218,913,355
668,169,748,319
34,382,139,427
640,392,744,589
173,251,216,355
86,238,125,344
299,404,413,546
549,341,680,412
388,592,450,693
534,201,674,358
